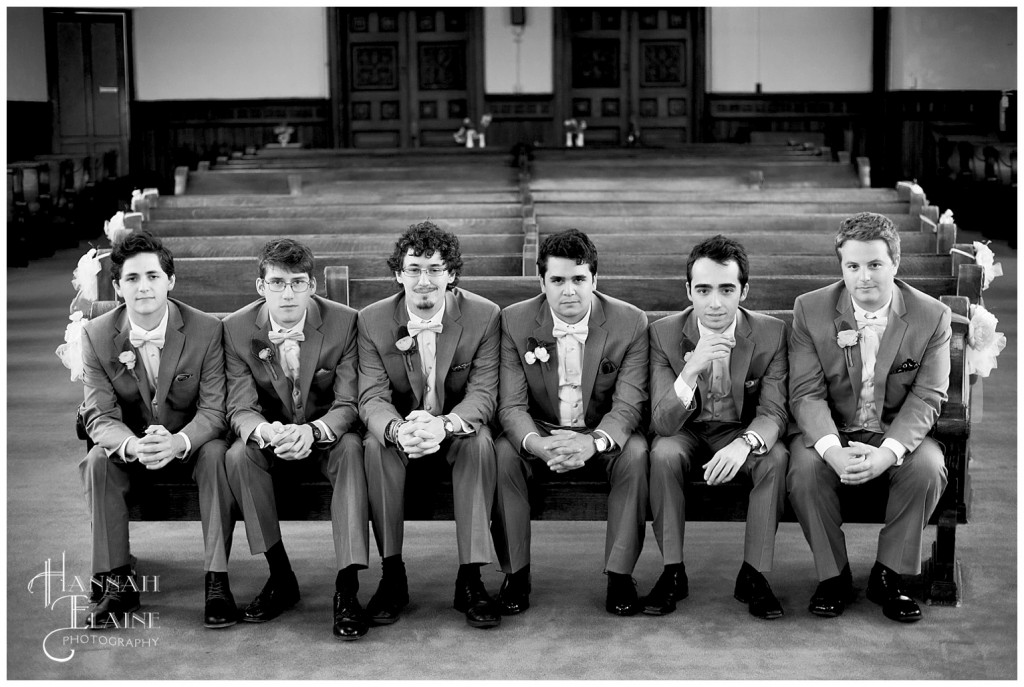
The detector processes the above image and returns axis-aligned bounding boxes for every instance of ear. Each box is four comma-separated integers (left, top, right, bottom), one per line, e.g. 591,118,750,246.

684,281,693,303
591,274,597,292
308,276,317,293
395,272,403,287
113,279,123,300
892,255,900,275
167,274,176,292
538,274,545,293
256,278,265,297
738,283,749,302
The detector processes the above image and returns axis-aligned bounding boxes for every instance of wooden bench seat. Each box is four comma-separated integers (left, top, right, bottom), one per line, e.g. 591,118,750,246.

149,191,522,214
537,213,928,233
536,201,914,217
149,202,524,221
145,216,525,237
157,233,526,258
529,188,901,203
181,170,518,196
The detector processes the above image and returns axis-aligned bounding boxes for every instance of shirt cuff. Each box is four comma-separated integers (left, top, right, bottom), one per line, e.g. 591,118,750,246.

814,434,842,459
448,413,475,435
746,430,767,455
312,419,335,444
177,432,192,459
112,436,135,462
881,438,907,466
673,374,696,409
522,431,540,454
251,423,269,449
593,428,617,452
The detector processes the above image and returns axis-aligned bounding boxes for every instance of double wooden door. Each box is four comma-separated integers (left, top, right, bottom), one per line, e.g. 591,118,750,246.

557,8,698,147
332,8,484,148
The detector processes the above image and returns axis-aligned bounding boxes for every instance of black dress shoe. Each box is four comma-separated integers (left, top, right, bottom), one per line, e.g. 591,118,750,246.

241,573,300,623
496,566,531,615
734,562,783,620
809,563,856,618
87,573,141,630
453,576,501,628
641,565,689,616
866,562,922,623
89,572,109,606
204,571,237,629
605,572,641,616
332,591,369,641
365,573,410,625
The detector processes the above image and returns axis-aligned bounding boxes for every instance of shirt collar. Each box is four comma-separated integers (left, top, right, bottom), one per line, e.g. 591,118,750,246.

851,294,893,320
127,306,169,339
550,304,593,331
696,314,738,340
407,298,446,325
269,310,307,334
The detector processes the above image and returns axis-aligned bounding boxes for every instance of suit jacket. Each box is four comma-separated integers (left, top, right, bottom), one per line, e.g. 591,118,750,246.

223,295,360,442
789,279,951,453
649,307,788,447
80,298,226,454
357,288,501,444
498,292,649,450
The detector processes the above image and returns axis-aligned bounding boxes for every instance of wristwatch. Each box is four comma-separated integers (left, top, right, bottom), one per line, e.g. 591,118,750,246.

593,434,611,454
740,431,760,453
308,423,323,443
441,415,456,438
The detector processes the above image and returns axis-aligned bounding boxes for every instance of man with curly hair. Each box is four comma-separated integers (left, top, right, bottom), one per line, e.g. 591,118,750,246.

358,221,503,629
787,212,951,623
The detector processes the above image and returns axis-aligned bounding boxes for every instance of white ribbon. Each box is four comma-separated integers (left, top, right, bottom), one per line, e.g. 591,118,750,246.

966,304,1006,377
55,311,89,382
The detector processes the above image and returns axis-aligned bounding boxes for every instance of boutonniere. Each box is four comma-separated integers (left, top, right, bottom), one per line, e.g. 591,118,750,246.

836,325,859,367
396,326,418,371
118,350,137,373
681,338,696,364
524,337,552,367
251,339,279,380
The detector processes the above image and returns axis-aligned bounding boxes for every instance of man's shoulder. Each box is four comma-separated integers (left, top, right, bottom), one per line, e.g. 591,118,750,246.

83,304,123,337
359,292,401,320
452,287,499,316
501,294,545,325
897,279,949,319
595,291,647,327
172,299,222,330
223,299,263,330
793,281,844,310
312,295,358,324
650,309,688,337
742,307,787,334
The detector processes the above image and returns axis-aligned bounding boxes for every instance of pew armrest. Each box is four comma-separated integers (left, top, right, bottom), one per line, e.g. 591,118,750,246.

324,265,350,306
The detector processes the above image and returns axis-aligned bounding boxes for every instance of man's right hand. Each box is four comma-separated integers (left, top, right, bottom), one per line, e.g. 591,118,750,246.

260,421,285,446
822,444,871,479
397,415,443,459
681,333,735,381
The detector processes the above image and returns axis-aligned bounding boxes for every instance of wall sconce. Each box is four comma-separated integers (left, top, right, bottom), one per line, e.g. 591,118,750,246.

510,7,526,26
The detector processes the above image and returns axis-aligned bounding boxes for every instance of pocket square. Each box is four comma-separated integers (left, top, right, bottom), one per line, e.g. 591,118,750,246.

891,358,920,375
174,373,193,382
599,359,618,375
744,379,759,388
316,367,332,374
451,362,471,372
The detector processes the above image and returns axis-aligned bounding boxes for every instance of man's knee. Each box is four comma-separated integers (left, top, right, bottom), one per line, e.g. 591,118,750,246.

324,432,364,478
650,436,688,475
226,437,267,475
80,445,112,481
786,435,828,496
902,438,948,491
614,433,649,479
757,441,789,476
191,438,228,482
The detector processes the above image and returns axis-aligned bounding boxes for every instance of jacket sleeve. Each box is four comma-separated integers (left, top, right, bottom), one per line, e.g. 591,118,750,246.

178,320,227,447
80,326,135,456
448,302,501,428
497,310,541,450
357,312,403,445
746,321,789,449
223,322,268,442
649,323,698,437
594,310,649,447
316,313,360,438
789,296,840,447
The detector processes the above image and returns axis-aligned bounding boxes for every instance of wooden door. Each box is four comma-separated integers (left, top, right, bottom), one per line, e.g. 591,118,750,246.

557,8,697,147
44,10,131,177
335,8,483,148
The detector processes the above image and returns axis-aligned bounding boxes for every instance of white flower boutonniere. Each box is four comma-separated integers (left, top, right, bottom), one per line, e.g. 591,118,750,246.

524,338,552,367
258,347,273,362
836,330,860,348
118,350,137,371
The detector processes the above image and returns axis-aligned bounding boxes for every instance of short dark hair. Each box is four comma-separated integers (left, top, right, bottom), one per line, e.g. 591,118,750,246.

686,234,750,288
257,238,315,279
386,221,463,289
835,212,901,264
110,231,174,282
537,228,598,278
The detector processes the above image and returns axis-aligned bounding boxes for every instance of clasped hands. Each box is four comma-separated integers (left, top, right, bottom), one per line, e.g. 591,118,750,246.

824,441,897,485
260,421,316,461
396,410,447,459
525,430,597,474
129,425,186,470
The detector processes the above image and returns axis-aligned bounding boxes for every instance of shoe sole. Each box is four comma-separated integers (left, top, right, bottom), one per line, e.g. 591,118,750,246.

204,619,238,629
241,599,299,623
866,589,922,623
735,593,783,620
465,617,501,629
333,630,368,641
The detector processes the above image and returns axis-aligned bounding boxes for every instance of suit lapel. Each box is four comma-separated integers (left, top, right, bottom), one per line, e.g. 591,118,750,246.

434,291,463,410
873,285,909,415
729,310,754,413
115,311,156,425
153,301,184,414
834,292,863,403
297,299,326,409
395,298,425,407
255,304,294,411
581,296,607,411
534,306,560,415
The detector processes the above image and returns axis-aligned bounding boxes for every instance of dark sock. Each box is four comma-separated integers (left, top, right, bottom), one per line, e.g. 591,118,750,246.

665,562,684,573
264,541,292,580
110,563,133,578
458,563,483,582
336,565,359,594
381,555,405,579
511,564,530,579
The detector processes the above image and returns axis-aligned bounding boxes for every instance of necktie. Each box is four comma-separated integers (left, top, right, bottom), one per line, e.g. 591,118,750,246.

129,330,164,349
552,321,588,344
854,312,888,430
270,329,304,382
408,320,443,414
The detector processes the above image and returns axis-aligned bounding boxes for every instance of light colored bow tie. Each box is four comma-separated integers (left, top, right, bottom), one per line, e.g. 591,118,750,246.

269,329,305,345
855,313,888,331
552,321,588,344
408,320,443,337
129,330,165,349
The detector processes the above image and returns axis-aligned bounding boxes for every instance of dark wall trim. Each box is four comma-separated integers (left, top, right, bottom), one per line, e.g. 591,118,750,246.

7,101,53,161
131,98,331,188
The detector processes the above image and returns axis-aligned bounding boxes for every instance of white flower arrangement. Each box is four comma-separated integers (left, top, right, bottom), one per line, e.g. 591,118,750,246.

55,311,90,381
966,304,1006,377
104,211,132,248
971,241,1003,291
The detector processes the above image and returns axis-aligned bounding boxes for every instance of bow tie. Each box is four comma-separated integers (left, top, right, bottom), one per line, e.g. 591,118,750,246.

408,320,443,337
552,321,588,344
854,312,888,331
269,329,305,345
129,330,165,349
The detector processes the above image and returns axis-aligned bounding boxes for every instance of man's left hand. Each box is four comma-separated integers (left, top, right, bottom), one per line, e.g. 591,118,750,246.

137,425,185,470
272,424,314,460
545,429,596,473
840,441,896,485
702,437,749,485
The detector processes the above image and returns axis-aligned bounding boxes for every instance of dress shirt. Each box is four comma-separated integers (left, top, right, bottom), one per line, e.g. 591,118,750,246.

406,301,471,434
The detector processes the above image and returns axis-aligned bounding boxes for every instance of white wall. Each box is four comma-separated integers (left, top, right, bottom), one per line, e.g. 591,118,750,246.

890,7,1016,90
709,7,873,93
483,7,553,94
133,7,328,100
7,7,48,101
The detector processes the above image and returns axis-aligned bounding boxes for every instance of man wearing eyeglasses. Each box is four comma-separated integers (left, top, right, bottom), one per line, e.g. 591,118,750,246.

357,221,503,629
223,238,370,641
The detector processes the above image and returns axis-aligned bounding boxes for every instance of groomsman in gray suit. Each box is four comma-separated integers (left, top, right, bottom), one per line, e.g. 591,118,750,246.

358,222,503,629
646,235,789,619
79,231,235,630
788,212,950,623
491,229,650,617
223,238,369,640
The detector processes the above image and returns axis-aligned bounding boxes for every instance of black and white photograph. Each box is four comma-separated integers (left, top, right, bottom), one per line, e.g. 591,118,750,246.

6,3,1017,680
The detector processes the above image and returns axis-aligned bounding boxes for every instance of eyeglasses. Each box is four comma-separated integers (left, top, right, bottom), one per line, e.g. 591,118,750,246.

401,266,448,278
263,279,311,292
